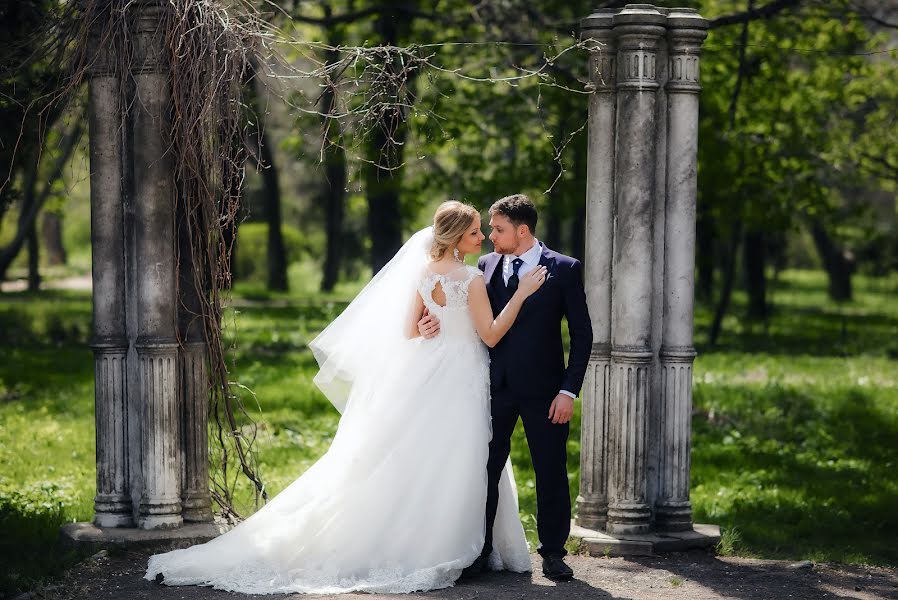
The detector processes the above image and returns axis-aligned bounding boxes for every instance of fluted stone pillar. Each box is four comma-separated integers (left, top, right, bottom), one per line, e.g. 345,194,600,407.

178,221,213,523
180,340,212,522
576,9,616,531
88,37,132,529
655,8,708,532
131,0,183,530
606,4,666,536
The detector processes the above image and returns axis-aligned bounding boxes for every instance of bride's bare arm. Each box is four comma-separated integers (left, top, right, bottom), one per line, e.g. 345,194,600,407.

467,267,546,347
405,290,426,339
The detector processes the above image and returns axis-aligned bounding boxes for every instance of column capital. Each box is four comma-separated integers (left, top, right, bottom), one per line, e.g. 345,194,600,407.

129,0,171,75
581,10,617,93
612,6,666,92
666,8,709,94
612,4,667,36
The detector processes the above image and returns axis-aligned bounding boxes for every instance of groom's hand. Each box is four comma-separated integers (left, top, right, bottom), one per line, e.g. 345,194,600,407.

548,394,574,424
417,308,441,339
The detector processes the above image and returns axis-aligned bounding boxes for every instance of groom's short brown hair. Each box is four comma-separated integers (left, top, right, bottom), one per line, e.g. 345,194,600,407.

489,194,538,235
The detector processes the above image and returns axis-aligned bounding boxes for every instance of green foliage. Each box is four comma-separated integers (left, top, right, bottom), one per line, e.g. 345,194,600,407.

3,268,898,598
233,222,315,283
697,0,897,276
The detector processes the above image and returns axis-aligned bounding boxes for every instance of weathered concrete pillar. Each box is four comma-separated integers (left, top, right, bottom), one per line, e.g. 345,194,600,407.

576,9,616,532
87,32,132,529
606,4,666,536
178,224,214,523
655,8,708,532
131,0,183,530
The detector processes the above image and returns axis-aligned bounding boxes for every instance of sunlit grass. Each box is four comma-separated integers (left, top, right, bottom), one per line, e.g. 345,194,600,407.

1,268,897,595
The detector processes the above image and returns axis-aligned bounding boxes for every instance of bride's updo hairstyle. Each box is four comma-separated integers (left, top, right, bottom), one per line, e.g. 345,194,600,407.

430,200,479,260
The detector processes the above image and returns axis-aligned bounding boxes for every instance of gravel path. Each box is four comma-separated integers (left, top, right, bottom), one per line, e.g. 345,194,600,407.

24,550,898,600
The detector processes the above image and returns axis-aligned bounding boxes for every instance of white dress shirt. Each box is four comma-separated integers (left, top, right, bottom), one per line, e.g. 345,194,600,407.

502,239,576,400
501,238,543,285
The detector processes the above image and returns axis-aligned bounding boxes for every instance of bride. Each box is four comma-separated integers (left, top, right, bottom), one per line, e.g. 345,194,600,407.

144,201,546,594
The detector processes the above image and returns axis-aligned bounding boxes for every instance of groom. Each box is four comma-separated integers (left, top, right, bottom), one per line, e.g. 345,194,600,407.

419,194,593,581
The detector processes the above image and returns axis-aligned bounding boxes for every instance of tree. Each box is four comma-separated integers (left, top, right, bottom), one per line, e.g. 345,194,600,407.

0,0,72,286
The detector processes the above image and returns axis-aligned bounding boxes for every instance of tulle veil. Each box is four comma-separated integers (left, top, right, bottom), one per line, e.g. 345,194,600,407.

310,226,433,414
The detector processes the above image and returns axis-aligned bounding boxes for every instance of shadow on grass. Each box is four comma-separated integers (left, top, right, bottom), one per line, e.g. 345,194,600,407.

0,494,88,597
693,384,898,565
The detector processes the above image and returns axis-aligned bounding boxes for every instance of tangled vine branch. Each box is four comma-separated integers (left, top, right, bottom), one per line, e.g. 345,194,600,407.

4,0,597,519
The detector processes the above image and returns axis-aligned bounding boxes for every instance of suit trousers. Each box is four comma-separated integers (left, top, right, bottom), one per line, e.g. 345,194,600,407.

482,386,571,559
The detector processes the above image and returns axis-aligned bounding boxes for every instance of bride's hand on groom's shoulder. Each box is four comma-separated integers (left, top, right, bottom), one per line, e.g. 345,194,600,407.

517,266,548,298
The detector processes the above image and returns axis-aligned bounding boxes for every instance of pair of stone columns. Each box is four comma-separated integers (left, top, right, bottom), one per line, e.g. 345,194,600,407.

88,0,212,530
577,5,708,535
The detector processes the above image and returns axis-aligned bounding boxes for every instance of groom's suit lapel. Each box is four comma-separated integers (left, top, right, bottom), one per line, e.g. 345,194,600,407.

517,244,556,319
483,253,503,293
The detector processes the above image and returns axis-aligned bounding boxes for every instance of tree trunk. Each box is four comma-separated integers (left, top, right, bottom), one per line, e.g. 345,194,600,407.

743,229,767,319
709,220,742,346
0,119,81,283
810,219,853,301
246,59,288,292
364,2,417,274
320,34,347,293
365,126,404,274
27,221,40,291
696,204,715,303
0,159,39,283
42,212,67,265
256,127,288,292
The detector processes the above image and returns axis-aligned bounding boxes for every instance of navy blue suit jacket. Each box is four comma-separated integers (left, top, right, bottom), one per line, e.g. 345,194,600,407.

477,243,593,400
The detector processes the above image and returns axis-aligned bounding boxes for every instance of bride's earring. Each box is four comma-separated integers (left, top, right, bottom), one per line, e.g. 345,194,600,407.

453,248,461,262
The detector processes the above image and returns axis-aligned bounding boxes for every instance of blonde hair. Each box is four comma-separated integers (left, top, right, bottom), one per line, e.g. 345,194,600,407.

430,200,479,260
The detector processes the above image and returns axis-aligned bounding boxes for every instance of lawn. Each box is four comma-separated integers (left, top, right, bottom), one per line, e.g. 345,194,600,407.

1,269,896,596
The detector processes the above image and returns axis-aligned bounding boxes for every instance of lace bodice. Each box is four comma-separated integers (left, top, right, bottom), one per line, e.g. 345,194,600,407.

417,265,483,343
418,264,482,311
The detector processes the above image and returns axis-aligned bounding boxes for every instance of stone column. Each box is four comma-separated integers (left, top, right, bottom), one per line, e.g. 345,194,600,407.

606,4,666,536
180,337,212,522
656,8,708,532
576,9,616,531
87,34,132,529
178,222,213,523
131,0,183,530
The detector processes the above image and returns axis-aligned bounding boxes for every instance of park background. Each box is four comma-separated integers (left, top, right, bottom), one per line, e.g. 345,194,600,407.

1,0,897,596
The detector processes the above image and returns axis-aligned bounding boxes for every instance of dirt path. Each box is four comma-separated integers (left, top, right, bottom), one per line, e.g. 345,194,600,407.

0,275,93,293
23,550,898,600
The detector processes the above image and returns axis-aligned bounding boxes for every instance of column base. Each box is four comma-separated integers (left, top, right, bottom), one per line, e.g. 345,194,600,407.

93,513,134,528
59,521,223,554
607,502,652,535
571,521,720,557
138,514,183,530
93,494,133,528
138,498,183,530
575,495,608,530
181,491,214,523
655,500,693,532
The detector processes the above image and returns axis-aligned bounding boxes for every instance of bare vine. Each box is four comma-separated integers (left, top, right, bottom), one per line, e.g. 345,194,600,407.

3,0,597,519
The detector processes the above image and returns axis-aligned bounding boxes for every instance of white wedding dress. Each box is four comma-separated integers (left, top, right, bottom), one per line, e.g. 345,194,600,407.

144,229,531,594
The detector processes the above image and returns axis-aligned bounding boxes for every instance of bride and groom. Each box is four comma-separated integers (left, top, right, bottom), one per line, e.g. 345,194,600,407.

145,194,593,594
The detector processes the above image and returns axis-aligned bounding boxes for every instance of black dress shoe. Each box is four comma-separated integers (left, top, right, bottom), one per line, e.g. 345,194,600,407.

459,555,487,580
542,555,573,581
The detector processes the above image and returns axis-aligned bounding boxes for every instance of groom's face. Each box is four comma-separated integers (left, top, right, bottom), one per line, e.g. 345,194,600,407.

488,214,524,255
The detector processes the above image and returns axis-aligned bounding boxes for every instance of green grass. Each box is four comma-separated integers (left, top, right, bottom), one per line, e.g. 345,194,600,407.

1,269,897,595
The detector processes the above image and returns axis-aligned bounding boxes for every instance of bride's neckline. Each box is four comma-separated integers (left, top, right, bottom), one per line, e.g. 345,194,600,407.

426,262,467,277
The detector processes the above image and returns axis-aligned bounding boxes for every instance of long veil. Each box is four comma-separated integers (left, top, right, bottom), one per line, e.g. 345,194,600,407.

310,226,433,413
